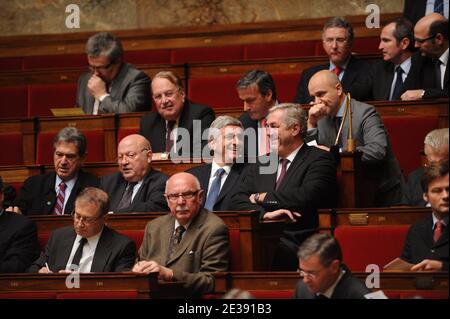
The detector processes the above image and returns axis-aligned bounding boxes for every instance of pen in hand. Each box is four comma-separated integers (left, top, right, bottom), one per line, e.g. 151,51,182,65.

45,262,53,273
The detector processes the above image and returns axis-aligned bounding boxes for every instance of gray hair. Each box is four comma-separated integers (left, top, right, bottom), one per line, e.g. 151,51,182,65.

297,233,342,267
152,71,184,92
424,128,449,151
268,103,308,139
75,187,110,217
164,174,201,193
236,70,277,101
323,17,354,43
86,32,123,64
53,127,87,157
208,115,243,141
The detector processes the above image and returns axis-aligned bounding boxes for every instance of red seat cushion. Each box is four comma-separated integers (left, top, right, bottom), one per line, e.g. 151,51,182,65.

245,41,316,60
0,57,23,70
229,229,241,271
23,54,86,69
124,49,172,65
56,291,138,299
0,133,23,165
188,75,241,109
118,230,144,255
118,128,139,144
272,73,301,103
171,46,244,64
334,225,409,272
28,83,78,117
383,117,439,175
38,232,51,251
0,86,28,118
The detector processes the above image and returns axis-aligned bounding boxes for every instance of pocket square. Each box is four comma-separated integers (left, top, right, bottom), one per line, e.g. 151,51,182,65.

188,250,195,255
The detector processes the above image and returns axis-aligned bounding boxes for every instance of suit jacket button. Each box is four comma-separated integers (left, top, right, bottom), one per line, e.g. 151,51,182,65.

431,249,435,253
47,201,52,206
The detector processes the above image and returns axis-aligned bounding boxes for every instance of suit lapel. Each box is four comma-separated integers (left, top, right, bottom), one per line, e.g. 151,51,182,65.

56,229,77,270
216,165,239,205
109,63,129,98
111,176,127,211
418,216,434,249
91,227,112,272
199,164,212,206
44,173,57,214
383,63,395,100
342,57,358,88
276,146,308,191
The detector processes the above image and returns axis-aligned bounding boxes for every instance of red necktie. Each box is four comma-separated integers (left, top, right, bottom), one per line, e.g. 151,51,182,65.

332,66,342,76
165,120,176,153
434,220,444,243
53,182,67,215
275,159,290,190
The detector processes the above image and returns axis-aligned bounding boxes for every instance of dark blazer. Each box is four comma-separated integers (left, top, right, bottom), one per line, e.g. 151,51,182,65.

139,100,215,155
401,214,449,271
293,265,371,299
28,226,136,273
239,112,259,159
293,55,370,104
0,211,40,273
76,63,151,114
420,56,449,99
14,171,100,216
100,170,169,213
230,145,337,252
139,209,229,296
187,163,246,211
403,167,427,206
403,0,427,25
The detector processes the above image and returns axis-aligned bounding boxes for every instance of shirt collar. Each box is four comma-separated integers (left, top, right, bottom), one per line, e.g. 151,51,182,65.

211,160,232,176
335,95,348,118
396,56,412,75
174,219,191,231
432,213,448,229
55,174,78,190
283,144,303,163
439,48,449,67
320,268,346,299
75,226,103,248
329,56,350,71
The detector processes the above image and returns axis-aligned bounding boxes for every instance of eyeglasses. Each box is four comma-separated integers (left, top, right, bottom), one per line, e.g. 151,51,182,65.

298,268,322,280
117,149,149,162
415,35,435,44
165,190,199,201
88,61,114,72
73,212,102,224
323,37,348,46
54,151,80,162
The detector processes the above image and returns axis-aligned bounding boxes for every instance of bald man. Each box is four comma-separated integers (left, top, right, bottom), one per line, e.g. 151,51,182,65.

99,134,169,213
306,70,405,207
133,172,229,296
402,13,449,100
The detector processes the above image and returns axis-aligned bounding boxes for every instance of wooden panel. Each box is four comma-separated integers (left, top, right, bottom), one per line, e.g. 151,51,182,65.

0,165,42,184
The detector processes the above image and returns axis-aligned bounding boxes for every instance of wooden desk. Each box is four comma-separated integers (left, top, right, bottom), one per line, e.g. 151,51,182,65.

0,272,185,298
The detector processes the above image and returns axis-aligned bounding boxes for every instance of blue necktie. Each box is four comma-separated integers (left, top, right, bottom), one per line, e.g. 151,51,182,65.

434,0,444,15
390,66,404,100
204,168,225,211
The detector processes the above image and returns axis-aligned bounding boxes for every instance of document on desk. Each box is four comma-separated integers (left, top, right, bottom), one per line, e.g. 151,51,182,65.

383,257,414,271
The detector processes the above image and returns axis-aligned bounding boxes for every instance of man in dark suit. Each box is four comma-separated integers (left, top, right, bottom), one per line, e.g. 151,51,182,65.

76,32,151,114
402,14,449,100
0,177,40,273
132,173,229,296
401,162,449,271
236,70,277,158
404,0,449,25
293,233,370,299
100,134,168,213
231,103,337,271
9,127,99,215
404,128,448,206
28,187,136,273
293,17,370,104
139,71,215,158
187,116,246,211
306,70,405,207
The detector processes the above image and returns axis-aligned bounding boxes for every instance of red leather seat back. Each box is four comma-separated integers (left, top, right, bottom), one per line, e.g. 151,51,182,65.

118,230,144,255
272,73,301,103
171,46,244,64
244,41,316,60
38,232,51,251
0,86,28,118
229,229,241,271
0,133,23,165
188,75,241,109
28,83,78,117
0,57,23,70
123,49,172,65
118,128,139,144
23,54,86,69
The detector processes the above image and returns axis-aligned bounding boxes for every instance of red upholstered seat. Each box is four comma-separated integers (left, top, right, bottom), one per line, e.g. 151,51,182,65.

334,225,409,272
244,41,316,60
28,83,78,117
118,230,144,255
38,232,51,251
228,229,241,271
272,73,301,103
315,37,380,55
382,117,439,176
249,290,293,299
0,292,56,299
0,86,28,118
124,49,172,65
56,291,138,299
0,57,23,70
171,46,244,64
188,75,241,109
23,54,86,69
0,133,23,165
400,290,449,299
118,128,139,144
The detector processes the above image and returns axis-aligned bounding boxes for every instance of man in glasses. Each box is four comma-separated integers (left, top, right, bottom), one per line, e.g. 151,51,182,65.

100,134,168,213
293,17,370,104
132,172,229,296
8,127,99,215
293,233,370,299
401,13,449,100
28,187,136,273
75,32,151,114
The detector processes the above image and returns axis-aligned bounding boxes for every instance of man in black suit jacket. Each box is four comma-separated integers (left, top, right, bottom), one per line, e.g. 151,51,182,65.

293,17,370,104
187,116,246,211
404,128,448,206
231,104,337,270
402,14,449,100
0,177,40,273
293,233,370,299
100,134,168,213
401,162,449,271
28,187,136,273
139,71,215,158
404,0,449,25
75,32,151,114
9,127,99,215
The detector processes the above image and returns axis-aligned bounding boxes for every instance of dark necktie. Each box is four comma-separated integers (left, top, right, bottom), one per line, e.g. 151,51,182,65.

275,159,289,190
435,60,442,90
116,182,136,211
332,66,342,76
204,168,226,211
390,66,404,100
53,182,67,215
434,220,444,243
167,225,186,262
434,0,444,15
71,237,87,267
165,120,176,152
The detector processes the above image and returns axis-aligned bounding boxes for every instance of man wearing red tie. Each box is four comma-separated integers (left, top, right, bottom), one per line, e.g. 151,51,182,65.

400,161,449,271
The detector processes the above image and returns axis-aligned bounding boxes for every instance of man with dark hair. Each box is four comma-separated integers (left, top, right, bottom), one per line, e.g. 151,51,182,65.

28,187,136,273
401,162,449,271
0,177,40,273
402,13,449,100
9,127,99,215
293,233,370,299
236,70,277,158
293,17,370,104
76,32,151,114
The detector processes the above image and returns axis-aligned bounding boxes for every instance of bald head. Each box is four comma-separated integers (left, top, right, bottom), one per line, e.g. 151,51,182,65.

166,172,201,193
117,134,152,182
416,13,447,31
309,70,340,90
119,134,151,151
415,13,449,58
308,70,344,117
